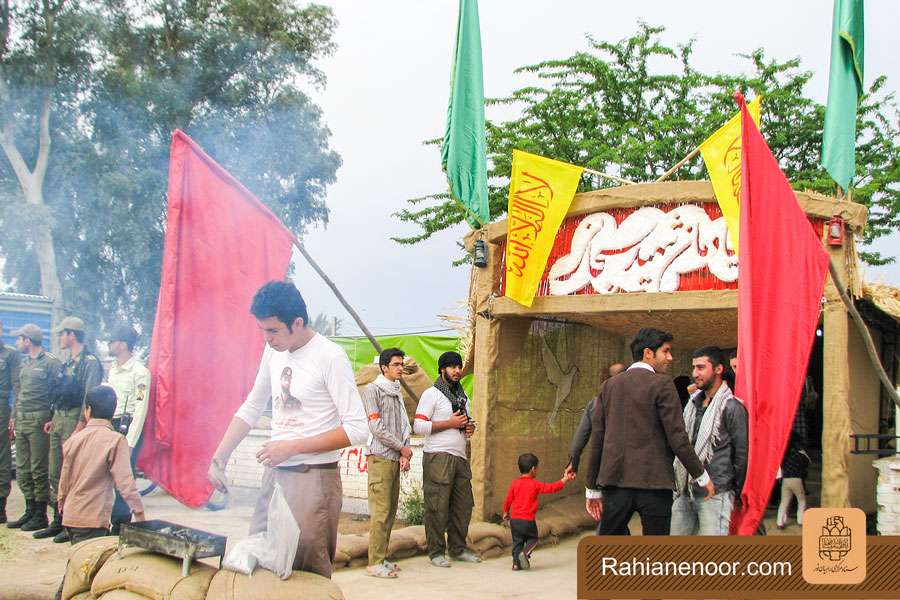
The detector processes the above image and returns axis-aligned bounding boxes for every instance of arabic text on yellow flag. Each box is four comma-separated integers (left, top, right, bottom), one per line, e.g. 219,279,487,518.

698,96,762,254
505,150,583,307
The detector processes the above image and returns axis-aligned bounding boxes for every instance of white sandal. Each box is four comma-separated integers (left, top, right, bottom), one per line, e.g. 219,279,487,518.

366,564,398,578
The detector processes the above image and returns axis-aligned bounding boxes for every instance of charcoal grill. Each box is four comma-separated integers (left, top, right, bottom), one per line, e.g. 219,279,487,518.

118,520,227,576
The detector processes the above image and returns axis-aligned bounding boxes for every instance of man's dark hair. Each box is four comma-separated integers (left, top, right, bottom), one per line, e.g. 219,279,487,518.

518,452,539,474
65,329,85,344
86,385,117,420
250,281,309,332
692,345,725,371
379,348,404,372
438,351,463,371
729,348,738,360
629,328,674,362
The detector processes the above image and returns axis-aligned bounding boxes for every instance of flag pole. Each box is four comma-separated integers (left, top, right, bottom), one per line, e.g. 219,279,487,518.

583,168,635,185
654,146,701,183
293,240,421,404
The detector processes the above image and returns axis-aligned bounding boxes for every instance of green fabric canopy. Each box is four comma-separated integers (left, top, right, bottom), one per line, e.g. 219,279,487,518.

332,334,474,400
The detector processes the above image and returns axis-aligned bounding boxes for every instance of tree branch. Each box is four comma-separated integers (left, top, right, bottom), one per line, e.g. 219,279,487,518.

34,94,52,182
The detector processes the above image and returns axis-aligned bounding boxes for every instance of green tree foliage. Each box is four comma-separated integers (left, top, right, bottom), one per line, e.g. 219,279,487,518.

0,0,340,337
395,24,899,265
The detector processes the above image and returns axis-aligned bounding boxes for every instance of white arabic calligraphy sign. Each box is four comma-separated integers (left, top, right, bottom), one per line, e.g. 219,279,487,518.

547,205,738,295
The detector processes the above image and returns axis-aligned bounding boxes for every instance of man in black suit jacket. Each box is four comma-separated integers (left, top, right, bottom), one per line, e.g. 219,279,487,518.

585,328,714,535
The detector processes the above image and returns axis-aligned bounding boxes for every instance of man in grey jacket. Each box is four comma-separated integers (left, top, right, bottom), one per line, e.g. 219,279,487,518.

671,346,748,535
362,348,412,578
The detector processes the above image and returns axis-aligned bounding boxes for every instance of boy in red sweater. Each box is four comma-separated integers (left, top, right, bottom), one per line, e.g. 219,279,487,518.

502,453,574,570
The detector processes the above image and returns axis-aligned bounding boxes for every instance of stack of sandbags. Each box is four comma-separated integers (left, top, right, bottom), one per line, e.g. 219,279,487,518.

91,548,216,600
465,522,513,559
61,536,120,600
206,568,343,600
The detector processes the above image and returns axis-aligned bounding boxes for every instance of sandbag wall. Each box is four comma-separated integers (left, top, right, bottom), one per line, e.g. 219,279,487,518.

61,537,344,600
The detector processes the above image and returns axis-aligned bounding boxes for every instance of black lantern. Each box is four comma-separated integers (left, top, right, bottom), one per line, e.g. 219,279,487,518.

473,239,488,268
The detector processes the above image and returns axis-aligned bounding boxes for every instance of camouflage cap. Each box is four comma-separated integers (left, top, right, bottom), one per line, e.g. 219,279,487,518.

11,323,43,343
53,316,85,333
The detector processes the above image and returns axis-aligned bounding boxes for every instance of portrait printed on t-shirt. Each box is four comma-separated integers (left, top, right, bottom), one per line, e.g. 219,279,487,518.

273,365,303,428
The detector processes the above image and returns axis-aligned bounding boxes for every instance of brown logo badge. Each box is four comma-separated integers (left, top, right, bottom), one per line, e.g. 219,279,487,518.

802,507,866,584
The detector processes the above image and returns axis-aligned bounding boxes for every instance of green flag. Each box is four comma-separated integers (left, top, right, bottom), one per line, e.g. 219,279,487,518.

821,0,864,191
441,0,490,228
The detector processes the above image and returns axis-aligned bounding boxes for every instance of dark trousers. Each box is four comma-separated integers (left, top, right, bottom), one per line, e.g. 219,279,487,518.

597,487,672,535
422,452,474,559
111,438,142,526
510,518,539,565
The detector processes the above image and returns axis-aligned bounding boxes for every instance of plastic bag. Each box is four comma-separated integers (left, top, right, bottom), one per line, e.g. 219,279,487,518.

223,483,300,580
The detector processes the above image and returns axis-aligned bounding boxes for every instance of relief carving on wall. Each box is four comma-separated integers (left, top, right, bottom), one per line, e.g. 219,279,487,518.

541,328,578,428
547,205,738,295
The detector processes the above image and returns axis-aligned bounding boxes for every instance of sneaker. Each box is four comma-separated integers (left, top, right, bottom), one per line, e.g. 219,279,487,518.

450,550,482,563
430,555,451,568
517,551,530,570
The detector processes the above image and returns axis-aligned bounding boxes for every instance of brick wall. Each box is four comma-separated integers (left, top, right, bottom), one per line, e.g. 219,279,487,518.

229,430,425,512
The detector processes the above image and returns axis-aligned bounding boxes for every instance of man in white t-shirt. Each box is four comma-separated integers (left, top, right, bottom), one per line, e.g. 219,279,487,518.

207,281,368,578
413,351,481,567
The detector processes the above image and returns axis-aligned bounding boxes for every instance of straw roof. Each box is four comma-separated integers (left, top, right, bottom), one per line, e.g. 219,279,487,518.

863,282,900,322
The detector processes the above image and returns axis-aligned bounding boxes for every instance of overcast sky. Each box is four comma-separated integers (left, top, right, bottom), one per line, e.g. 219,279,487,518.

292,0,900,337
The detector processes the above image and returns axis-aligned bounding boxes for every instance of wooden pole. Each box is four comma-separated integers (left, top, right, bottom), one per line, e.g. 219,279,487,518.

583,168,635,186
654,146,701,183
293,241,420,404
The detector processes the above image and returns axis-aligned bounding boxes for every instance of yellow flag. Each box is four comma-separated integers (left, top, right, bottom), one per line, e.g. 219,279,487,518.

699,96,762,254
505,150,583,307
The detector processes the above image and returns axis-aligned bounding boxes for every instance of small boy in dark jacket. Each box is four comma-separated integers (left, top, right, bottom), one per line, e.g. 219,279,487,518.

502,453,574,570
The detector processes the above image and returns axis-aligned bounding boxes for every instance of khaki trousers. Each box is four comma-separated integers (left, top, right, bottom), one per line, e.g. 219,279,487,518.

367,455,401,566
250,466,342,579
422,452,473,559
48,408,80,504
14,410,51,502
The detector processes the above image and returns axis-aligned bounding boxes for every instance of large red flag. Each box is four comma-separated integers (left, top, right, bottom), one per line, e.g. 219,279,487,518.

731,95,829,534
139,130,296,507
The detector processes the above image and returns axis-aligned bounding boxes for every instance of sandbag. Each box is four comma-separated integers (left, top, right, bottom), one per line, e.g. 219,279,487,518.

466,522,512,546
98,591,151,600
539,514,580,537
91,549,215,600
385,531,418,557
69,592,96,600
332,549,351,567
62,536,120,600
400,525,427,550
470,536,502,554
479,546,506,559
206,567,344,600
388,546,419,560
336,534,368,559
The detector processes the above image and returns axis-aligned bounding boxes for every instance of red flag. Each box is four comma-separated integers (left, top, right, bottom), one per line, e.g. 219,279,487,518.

139,130,296,507
731,95,829,534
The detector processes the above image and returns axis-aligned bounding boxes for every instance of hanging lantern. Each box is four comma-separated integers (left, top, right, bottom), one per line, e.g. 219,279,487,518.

473,239,488,268
826,216,845,246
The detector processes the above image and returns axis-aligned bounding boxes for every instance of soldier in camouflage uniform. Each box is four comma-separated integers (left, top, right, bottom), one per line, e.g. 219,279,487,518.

33,316,102,542
0,322,21,524
7,324,61,531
